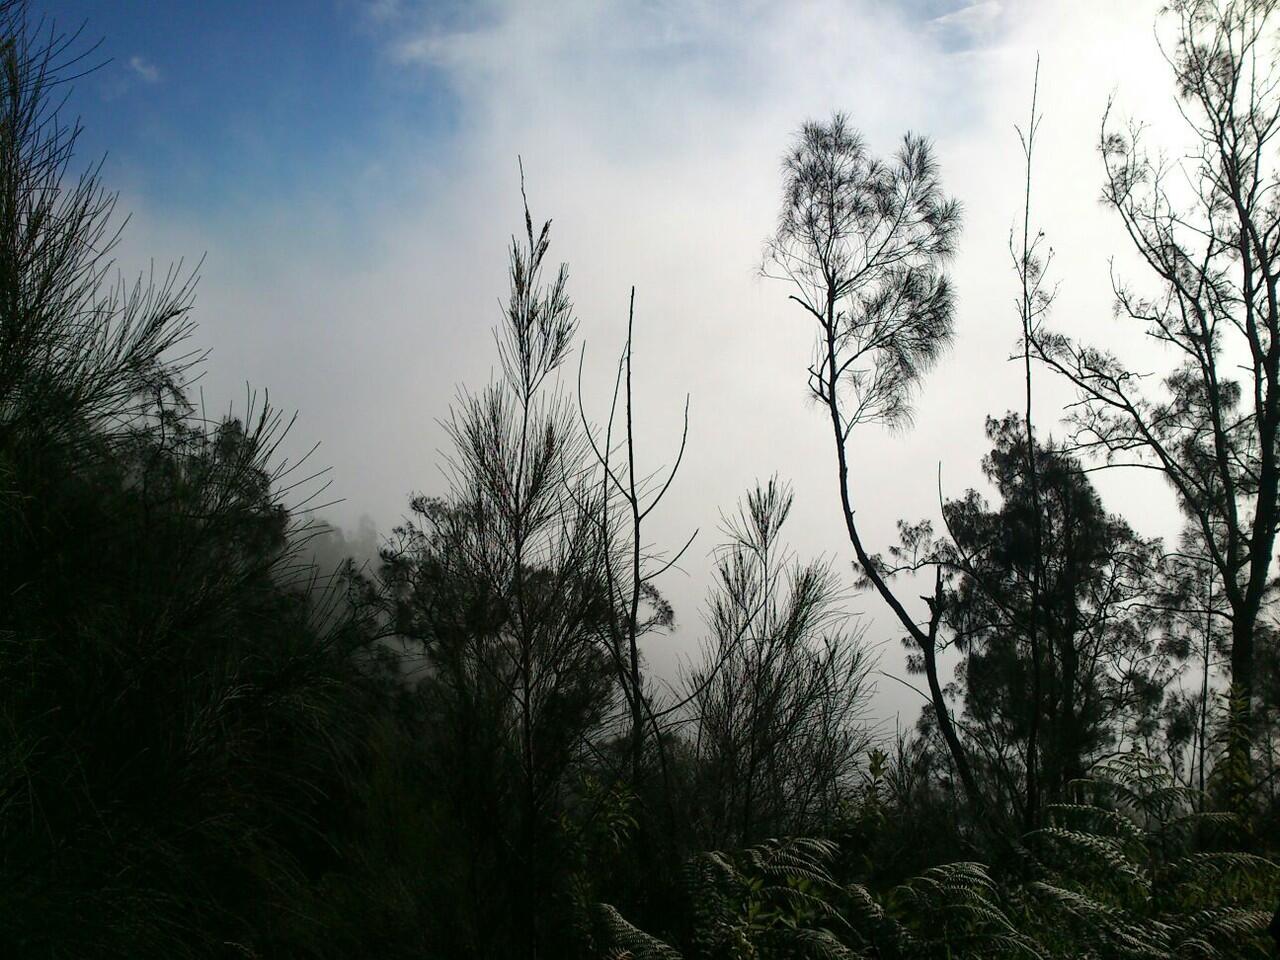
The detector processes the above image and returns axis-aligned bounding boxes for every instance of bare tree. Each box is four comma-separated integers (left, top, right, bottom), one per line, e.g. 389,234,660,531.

577,288,694,787
1029,0,1280,801
762,114,974,804
1013,58,1051,830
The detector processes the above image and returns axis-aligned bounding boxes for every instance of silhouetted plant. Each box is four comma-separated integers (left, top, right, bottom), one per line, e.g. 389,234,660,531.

763,113,975,808
598,753,1277,959
1028,0,1280,805
680,478,875,850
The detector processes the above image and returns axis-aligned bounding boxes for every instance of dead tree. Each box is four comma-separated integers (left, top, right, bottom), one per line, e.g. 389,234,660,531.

577,288,695,787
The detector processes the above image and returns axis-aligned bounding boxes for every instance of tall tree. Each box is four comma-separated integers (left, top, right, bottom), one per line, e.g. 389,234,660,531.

761,114,973,804
379,181,614,959
942,416,1165,819
1030,0,1280,802
1012,58,1051,831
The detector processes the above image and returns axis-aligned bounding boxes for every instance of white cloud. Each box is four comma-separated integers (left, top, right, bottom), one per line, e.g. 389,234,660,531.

119,0,1185,728
366,0,403,21
128,54,159,84
931,0,1002,27
927,0,1003,49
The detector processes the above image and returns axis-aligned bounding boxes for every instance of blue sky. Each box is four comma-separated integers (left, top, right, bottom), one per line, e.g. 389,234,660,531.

40,1,996,229
39,1,464,230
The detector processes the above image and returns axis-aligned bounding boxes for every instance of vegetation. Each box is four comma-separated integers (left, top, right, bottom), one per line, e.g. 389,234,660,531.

2,0,1278,957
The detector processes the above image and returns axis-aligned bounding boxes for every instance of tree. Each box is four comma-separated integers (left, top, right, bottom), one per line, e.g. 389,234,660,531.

941,415,1166,820
0,7,379,953
0,1,194,453
762,114,973,804
1011,59,1052,832
680,478,874,848
1155,523,1234,799
1,388,377,955
577,288,692,789
1030,0,1280,803
377,181,614,958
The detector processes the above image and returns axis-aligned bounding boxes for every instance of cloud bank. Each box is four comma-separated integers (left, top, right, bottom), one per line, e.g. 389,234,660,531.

116,0,1181,726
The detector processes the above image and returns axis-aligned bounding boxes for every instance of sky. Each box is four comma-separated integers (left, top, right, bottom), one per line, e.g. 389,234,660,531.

42,0,1191,730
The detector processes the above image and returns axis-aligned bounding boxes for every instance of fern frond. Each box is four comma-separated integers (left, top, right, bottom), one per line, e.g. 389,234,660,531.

1043,802,1144,844
1160,851,1279,890
593,903,683,960
1165,906,1273,946
1025,827,1148,888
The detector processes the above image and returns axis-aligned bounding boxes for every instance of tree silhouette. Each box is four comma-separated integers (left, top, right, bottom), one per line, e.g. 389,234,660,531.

1030,0,1280,803
763,113,974,806
941,416,1165,818
681,478,874,849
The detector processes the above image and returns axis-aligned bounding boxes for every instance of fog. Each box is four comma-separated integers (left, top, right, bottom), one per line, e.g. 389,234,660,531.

103,0,1185,729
